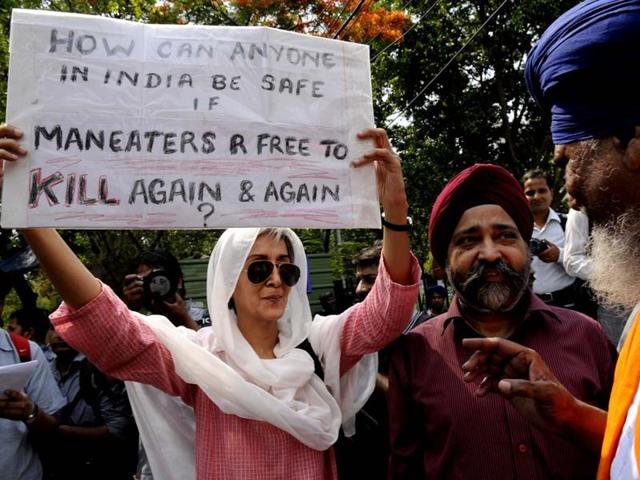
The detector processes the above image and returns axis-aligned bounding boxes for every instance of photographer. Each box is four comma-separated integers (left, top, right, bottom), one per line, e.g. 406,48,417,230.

522,170,577,308
123,250,209,480
122,250,210,331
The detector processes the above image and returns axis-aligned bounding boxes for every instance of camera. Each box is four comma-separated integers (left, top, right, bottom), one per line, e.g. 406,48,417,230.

142,269,177,302
529,238,549,256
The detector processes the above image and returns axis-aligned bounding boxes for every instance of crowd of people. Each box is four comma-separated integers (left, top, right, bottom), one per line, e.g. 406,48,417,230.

1,0,640,478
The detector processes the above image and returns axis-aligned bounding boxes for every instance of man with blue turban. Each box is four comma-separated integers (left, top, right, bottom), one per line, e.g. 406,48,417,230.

460,1,640,479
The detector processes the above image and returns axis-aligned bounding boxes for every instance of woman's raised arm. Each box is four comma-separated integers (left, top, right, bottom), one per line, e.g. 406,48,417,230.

354,128,412,286
0,124,101,309
21,228,102,309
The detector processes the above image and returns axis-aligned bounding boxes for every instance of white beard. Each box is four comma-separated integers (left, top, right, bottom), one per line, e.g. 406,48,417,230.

590,209,640,310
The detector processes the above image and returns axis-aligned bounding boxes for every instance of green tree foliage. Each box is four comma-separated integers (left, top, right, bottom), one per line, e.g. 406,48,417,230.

372,0,579,261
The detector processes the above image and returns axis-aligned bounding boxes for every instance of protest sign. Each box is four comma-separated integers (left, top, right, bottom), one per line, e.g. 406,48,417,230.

2,9,379,229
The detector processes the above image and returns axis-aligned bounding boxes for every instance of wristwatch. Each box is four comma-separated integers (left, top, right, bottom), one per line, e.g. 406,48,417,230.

24,403,39,424
381,212,413,232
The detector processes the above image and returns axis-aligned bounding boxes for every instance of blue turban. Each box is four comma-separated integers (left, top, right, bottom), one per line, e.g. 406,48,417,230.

525,0,640,144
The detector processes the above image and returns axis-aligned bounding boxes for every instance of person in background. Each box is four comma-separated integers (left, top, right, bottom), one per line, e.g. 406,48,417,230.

522,169,577,308
6,307,55,362
318,291,337,316
122,248,209,479
334,238,413,480
0,326,66,480
6,307,51,345
425,285,447,318
42,324,138,480
123,249,210,330
353,240,383,304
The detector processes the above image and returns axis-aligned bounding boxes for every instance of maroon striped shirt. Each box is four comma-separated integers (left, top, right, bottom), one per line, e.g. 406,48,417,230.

388,292,617,480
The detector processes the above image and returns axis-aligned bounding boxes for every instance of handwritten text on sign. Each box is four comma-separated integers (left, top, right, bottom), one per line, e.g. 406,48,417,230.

2,9,379,229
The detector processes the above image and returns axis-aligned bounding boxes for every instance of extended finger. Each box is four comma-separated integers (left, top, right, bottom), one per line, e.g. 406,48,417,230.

357,128,391,149
0,141,27,161
496,378,540,399
528,357,558,383
462,337,532,359
352,148,399,168
4,389,26,400
123,273,142,285
475,374,500,397
462,348,510,372
0,408,30,421
464,359,511,386
462,351,489,376
0,130,26,160
0,124,23,140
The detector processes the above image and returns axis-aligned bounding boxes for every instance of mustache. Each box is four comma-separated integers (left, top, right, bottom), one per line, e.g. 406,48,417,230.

461,259,522,291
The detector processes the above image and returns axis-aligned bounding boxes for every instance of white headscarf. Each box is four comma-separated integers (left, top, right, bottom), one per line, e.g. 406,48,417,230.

127,228,377,478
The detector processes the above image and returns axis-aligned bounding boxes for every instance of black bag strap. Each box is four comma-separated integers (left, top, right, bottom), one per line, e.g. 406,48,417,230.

558,212,568,231
297,338,324,380
58,382,87,424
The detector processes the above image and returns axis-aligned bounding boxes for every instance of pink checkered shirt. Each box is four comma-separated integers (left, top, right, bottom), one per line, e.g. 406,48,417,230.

51,256,420,480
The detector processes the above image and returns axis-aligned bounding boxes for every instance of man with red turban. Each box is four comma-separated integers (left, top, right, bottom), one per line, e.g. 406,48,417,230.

387,163,616,479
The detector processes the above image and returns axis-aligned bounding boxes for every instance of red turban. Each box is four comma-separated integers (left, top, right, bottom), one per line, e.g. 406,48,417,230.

428,164,533,267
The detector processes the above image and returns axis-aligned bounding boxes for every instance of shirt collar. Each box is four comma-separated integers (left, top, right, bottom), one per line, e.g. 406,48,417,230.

547,208,561,224
0,330,14,352
536,207,561,231
55,351,86,375
440,290,561,337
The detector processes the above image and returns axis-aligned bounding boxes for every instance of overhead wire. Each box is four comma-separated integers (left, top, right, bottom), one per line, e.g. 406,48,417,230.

333,0,368,39
287,0,359,34
325,1,353,36
385,0,510,127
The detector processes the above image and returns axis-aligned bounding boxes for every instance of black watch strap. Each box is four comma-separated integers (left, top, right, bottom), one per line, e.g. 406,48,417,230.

381,213,413,232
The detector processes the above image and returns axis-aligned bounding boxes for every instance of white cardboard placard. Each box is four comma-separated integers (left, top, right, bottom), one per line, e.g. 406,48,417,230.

2,9,379,229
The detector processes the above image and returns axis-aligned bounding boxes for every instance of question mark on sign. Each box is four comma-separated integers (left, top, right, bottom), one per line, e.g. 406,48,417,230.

198,202,215,227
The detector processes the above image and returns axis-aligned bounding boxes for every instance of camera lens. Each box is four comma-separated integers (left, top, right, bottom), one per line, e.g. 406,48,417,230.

143,269,176,301
529,238,547,255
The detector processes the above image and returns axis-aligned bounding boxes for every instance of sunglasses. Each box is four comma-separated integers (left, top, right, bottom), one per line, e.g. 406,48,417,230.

244,260,301,287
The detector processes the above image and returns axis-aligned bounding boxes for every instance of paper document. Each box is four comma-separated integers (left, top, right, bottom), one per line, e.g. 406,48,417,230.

0,360,38,398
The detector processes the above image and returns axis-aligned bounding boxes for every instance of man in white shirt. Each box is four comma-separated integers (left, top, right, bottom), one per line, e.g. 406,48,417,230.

522,169,576,307
562,207,591,280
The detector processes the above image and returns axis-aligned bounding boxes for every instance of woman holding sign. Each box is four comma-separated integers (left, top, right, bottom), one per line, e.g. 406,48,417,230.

0,123,418,480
